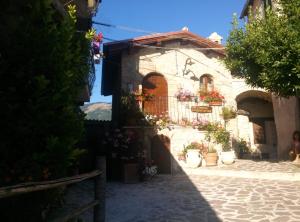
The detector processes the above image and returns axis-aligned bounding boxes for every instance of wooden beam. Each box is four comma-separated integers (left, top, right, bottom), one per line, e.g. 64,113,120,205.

0,170,102,199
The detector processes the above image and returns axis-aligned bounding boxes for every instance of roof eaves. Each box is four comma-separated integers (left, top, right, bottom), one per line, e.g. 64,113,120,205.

104,30,225,55
240,0,254,18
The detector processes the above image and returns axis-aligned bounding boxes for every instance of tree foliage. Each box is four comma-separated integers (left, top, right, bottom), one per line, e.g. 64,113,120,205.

0,0,92,220
225,0,300,96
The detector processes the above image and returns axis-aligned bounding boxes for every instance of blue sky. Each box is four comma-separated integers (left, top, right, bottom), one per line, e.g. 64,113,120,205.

89,0,246,103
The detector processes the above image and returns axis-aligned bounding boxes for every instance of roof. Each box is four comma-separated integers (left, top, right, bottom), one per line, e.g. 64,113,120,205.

103,30,225,55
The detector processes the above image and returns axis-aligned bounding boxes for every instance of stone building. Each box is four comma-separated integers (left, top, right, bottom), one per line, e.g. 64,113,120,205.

101,26,296,172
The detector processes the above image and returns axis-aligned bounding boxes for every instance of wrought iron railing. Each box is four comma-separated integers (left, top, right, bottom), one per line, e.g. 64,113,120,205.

141,96,224,125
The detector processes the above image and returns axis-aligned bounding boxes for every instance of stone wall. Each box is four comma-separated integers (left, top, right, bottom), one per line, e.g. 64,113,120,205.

119,39,299,160
272,96,300,159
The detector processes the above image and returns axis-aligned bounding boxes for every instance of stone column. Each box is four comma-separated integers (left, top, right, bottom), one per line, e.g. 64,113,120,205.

236,110,251,144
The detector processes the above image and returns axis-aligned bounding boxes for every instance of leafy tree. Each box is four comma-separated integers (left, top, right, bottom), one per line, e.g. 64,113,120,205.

224,0,300,96
0,0,92,220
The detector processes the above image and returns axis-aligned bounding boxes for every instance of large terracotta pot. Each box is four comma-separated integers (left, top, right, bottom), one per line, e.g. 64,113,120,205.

205,153,218,166
221,151,235,165
186,150,202,168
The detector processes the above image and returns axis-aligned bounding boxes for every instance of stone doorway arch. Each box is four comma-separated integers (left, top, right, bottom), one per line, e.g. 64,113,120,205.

236,90,277,159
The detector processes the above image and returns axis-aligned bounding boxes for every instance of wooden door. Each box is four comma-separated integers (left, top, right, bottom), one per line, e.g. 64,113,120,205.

151,135,171,174
142,73,168,115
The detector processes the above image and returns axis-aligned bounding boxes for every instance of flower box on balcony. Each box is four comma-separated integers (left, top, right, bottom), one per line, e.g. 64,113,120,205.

199,90,224,105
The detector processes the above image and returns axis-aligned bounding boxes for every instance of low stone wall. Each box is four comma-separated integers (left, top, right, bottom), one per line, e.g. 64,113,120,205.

158,126,213,174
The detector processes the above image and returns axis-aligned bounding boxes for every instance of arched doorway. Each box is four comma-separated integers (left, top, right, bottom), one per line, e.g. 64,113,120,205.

236,90,277,159
151,135,171,174
142,73,168,115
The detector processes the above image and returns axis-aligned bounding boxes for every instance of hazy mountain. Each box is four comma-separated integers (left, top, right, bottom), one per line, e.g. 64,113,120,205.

81,103,111,120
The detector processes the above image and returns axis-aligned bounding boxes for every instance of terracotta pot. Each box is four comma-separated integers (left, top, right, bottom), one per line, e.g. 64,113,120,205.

205,152,218,166
209,101,223,106
186,150,202,168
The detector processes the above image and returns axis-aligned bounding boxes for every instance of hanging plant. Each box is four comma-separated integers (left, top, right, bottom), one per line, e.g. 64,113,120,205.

86,29,103,64
175,88,194,102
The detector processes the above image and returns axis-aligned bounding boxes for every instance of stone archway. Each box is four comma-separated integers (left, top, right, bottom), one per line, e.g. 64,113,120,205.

236,90,277,159
142,73,168,115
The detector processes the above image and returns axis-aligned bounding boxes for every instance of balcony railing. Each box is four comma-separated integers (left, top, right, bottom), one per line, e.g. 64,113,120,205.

140,96,225,125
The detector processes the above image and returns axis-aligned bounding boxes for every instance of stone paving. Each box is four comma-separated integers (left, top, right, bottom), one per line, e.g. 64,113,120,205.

204,159,300,173
106,175,300,222
57,160,300,222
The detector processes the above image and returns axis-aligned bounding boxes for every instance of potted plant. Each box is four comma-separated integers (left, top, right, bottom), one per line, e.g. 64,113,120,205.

198,120,211,131
204,123,235,165
221,107,237,121
199,90,224,106
235,139,251,159
145,114,171,130
183,142,204,168
213,127,235,165
204,146,218,166
175,88,194,102
102,128,141,183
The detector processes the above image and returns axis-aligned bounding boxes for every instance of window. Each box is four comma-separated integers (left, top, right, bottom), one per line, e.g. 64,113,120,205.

200,74,214,92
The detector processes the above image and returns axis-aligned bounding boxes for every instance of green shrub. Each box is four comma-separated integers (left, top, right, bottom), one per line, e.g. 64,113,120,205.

0,1,92,220
205,124,231,151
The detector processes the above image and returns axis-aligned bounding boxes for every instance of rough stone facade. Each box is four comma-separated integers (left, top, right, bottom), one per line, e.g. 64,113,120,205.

105,30,299,172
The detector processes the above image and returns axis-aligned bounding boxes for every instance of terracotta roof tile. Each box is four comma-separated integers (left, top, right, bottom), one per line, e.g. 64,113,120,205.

104,30,225,55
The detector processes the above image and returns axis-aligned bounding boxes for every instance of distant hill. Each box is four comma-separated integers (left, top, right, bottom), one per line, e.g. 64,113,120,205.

81,103,111,121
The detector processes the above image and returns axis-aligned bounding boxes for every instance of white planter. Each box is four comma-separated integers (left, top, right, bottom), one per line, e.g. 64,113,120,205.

221,150,235,165
186,150,202,168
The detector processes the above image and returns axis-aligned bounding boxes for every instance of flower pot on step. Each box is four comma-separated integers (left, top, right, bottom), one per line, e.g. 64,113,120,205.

186,150,202,168
221,151,235,165
205,153,218,166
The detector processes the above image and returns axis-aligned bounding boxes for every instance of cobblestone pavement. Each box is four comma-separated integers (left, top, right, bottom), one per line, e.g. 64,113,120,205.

58,160,300,222
181,160,300,181
204,160,300,173
106,175,300,222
